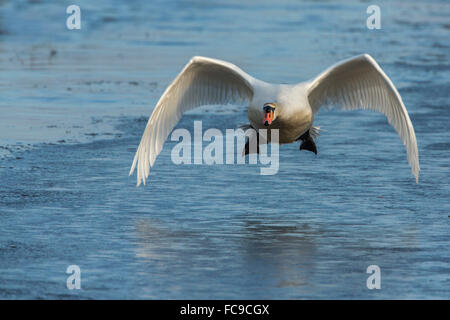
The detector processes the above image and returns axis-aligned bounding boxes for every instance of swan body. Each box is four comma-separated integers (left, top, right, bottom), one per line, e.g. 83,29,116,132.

248,83,313,144
130,54,419,185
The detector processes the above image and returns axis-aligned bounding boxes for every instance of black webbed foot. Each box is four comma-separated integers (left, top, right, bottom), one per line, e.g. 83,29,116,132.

244,133,260,155
297,130,317,155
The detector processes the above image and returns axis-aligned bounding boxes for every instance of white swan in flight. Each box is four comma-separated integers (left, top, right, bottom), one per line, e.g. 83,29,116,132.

130,54,419,186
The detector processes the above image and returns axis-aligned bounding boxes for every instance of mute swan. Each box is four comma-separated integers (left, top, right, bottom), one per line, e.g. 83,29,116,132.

130,54,419,185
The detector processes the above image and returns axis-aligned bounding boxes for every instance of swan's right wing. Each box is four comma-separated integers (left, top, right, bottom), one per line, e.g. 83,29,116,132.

130,56,255,186
307,54,419,182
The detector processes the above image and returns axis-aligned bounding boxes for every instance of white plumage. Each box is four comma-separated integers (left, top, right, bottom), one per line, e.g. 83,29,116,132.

130,54,419,185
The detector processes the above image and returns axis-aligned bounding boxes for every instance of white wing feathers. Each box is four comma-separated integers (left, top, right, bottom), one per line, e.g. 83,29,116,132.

129,56,255,186
307,54,420,182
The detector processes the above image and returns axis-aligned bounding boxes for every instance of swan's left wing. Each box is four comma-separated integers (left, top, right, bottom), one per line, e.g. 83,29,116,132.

307,54,419,182
130,56,255,186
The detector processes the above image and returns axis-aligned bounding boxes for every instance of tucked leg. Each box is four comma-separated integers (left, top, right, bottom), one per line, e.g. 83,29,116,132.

297,130,317,155
244,130,260,155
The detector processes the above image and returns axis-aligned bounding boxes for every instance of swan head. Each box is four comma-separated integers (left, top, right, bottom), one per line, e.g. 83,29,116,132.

263,103,277,126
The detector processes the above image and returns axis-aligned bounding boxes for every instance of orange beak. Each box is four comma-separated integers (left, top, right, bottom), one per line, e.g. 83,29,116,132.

264,109,274,126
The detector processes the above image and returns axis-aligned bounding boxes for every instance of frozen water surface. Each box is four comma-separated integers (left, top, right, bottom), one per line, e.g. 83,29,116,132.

0,0,448,299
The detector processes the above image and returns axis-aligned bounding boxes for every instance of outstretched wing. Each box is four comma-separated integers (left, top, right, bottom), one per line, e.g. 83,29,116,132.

130,56,255,186
307,54,419,182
